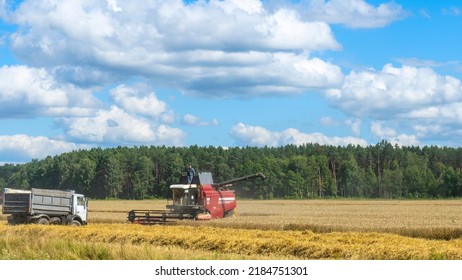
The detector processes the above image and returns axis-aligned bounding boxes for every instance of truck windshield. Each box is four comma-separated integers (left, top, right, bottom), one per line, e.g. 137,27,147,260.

77,196,85,206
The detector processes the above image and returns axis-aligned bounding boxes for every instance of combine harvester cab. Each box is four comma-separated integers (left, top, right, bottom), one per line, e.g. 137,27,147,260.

128,172,265,225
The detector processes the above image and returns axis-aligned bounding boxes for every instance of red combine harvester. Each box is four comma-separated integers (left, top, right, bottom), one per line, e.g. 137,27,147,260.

127,172,266,224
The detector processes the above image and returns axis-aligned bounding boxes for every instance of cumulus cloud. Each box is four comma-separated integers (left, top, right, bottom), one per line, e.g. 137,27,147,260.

326,64,462,119
404,102,462,123
230,122,367,147
400,102,462,143
6,0,343,97
389,134,419,147
183,114,219,127
370,122,397,138
184,53,343,97
299,0,406,28
0,65,100,117
109,84,172,122
345,119,361,136
58,106,153,143
324,63,462,143
370,122,419,146
0,134,85,161
0,66,184,150
57,106,185,146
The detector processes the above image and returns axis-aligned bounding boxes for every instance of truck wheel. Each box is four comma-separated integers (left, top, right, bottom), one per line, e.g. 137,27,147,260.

70,220,82,226
37,218,49,225
49,217,61,225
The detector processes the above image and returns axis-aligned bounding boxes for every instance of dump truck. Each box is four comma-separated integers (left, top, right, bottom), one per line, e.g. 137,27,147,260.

2,188,88,226
128,171,266,224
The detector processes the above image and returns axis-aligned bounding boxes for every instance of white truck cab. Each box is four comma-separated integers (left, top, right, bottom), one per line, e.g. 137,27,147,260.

73,194,88,224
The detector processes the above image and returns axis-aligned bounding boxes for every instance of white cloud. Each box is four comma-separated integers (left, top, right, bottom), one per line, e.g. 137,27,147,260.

320,116,338,126
58,106,153,143
109,84,170,120
0,0,5,19
404,102,462,123
0,66,184,147
183,114,219,127
58,106,185,145
401,102,462,142
300,0,406,28
106,0,122,13
326,64,462,119
7,0,342,97
371,122,396,138
345,119,361,136
0,65,100,117
230,123,281,146
0,134,85,161
282,127,367,146
370,122,419,146
325,64,462,144
230,122,367,147
155,124,186,145
255,8,340,51
215,0,263,15
184,52,343,97
183,114,200,126
389,134,420,147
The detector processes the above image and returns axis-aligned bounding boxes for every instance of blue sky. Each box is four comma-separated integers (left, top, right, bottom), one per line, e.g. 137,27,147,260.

1,0,462,163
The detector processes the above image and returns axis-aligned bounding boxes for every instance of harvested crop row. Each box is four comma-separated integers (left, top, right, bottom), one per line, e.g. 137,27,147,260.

1,223,462,259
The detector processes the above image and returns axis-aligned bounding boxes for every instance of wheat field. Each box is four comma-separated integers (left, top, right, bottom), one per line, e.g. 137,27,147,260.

88,199,462,239
2,199,462,259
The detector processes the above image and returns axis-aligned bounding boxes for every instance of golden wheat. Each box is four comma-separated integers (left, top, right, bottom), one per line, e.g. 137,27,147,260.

2,199,462,259
204,199,462,239
81,199,462,239
1,223,462,260
0,226,272,260
5,198,462,237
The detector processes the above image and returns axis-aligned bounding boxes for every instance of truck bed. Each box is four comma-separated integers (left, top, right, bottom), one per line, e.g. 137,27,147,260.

2,188,74,216
2,190,31,214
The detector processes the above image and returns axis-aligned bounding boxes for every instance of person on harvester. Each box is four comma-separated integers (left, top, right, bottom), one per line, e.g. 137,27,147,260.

187,164,195,184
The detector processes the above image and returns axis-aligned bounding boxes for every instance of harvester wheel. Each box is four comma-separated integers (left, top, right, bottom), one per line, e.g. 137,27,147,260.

224,209,235,218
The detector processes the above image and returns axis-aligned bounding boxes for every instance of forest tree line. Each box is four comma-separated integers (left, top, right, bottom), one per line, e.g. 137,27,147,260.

2,141,462,199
